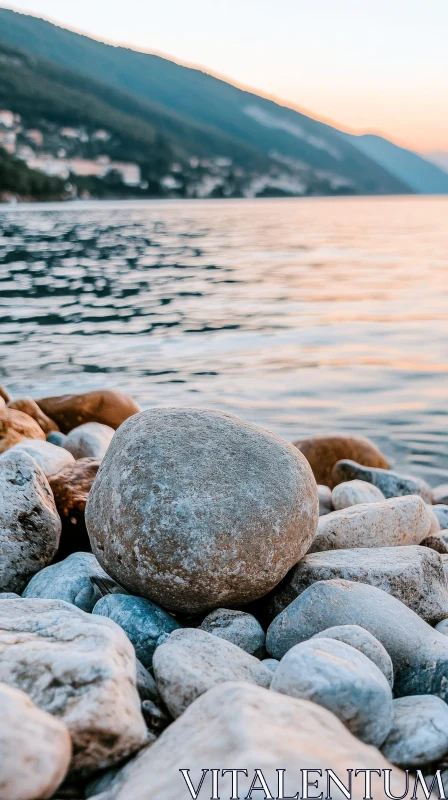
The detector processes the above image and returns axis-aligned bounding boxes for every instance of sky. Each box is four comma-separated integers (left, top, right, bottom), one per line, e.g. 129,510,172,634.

2,0,448,152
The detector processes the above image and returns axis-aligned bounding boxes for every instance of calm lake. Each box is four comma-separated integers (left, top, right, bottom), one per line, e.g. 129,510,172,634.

1,195,447,483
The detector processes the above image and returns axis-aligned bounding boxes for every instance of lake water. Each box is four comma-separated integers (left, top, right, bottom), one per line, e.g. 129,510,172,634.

1,195,447,484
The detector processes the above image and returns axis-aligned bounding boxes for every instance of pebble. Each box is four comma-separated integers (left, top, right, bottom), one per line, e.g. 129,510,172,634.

294,434,388,488
332,459,432,503
8,397,59,434
433,505,448,530
0,450,61,593
309,495,431,553
86,408,318,614
332,479,385,509
36,389,141,433
0,407,45,453
0,682,71,800
311,625,394,686
381,696,448,767
135,659,159,702
49,457,101,560
270,637,393,746
317,484,333,515
93,593,181,669
23,552,121,612
64,422,115,459
152,627,272,718
0,598,147,776
262,545,448,625
91,682,406,800
199,608,265,657
262,658,279,673
5,437,75,477
47,430,67,447
266,578,448,700
432,485,448,505
422,531,448,554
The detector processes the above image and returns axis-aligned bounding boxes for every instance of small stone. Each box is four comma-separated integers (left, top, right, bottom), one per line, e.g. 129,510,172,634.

309,496,431,553
0,598,147,776
23,552,122,612
152,627,272,718
8,397,59,434
200,608,265,657
91,682,407,800
433,485,448,505
422,531,448,554
37,389,141,434
332,479,385,509
311,625,394,686
0,407,45,453
0,450,61,593
317,484,333,515
64,422,115,460
86,408,318,614
433,505,448,530
141,699,170,735
93,594,181,669
332,460,432,503
0,395,4,411
47,431,67,447
435,617,448,636
294,434,388,488
0,593,20,599
381,696,448,767
135,660,159,702
0,682,71,800
262,545,448,625
270,638,393,746
262,658,279,673
49,458,101,560
427,504,442,534
5,438,75,477
266,578,448,700
0,384,12,404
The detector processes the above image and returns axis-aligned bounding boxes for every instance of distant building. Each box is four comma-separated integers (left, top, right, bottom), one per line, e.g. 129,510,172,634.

25,129,43,147
111,162,141,186
16,145,35,161
23,152,140,186
160,175,183,190
92,129,111,142
0,110,14,128
26,155,70,179
60,127,82,139
0,130,16,154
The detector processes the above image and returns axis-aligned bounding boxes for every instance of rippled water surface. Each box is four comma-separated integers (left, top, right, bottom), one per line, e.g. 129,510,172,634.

1,196,447,482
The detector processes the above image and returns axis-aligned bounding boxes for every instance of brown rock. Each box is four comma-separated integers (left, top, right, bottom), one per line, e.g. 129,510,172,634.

37,390,141,434
0,407,46,454
294,434,388,488
0,396,4,411
0,384,12,404
49,458,101,560
8,397,59,433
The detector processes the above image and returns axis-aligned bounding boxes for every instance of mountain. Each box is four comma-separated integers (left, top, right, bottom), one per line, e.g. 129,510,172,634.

0,8,414,198
424,152,448,175
342,133,448,195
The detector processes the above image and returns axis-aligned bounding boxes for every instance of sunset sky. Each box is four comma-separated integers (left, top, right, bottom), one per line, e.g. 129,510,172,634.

3,0,448,152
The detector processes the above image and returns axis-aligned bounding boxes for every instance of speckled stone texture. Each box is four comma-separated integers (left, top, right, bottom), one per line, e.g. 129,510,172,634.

294,434,388,488
200,608,265,657
5,438,75,477
332,479,385,509
0,450,61,593
332,460,432,503
311,625,394,686
23,552,121,612
262,545,448,625
0,407,45,453
49,457,101,559
0,682,71,800
37,390,141,433
381,696,448,767
0,598,147,776
64,422,115,460
86,408,318,613
87,682,406,800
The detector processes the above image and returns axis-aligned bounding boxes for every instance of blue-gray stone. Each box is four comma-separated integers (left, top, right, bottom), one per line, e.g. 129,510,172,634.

200,608,265,657
332,460,432,503
46,431,67,448
93,593,181,668
270,637,393,747
22,552,120,612
433,505,448,530
311,624,394,687
0,592,20,599
262,658,279,673
381,696,448,767
266,578,448,700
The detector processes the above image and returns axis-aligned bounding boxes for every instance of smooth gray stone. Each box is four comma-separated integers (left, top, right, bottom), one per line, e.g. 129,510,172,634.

200,608,265,657
135,660,159,702
332,480,385,509
93,593,181,669
262,658,279,673
23,552,121,612
317,484,333,515
266,578,448,699
332,459,432,503
433,505,448,530
271,638,393,746
64,422,115,460
433,485,448,505
381,696,448,767
262,546,448,625
0,592,20,599
311,625,394,687
46,431,67,448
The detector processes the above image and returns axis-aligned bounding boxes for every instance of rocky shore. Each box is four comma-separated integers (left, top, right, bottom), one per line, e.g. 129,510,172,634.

1,385,448,799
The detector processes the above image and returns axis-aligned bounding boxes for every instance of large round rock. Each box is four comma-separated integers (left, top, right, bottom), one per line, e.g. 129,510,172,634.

86,408,318,613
